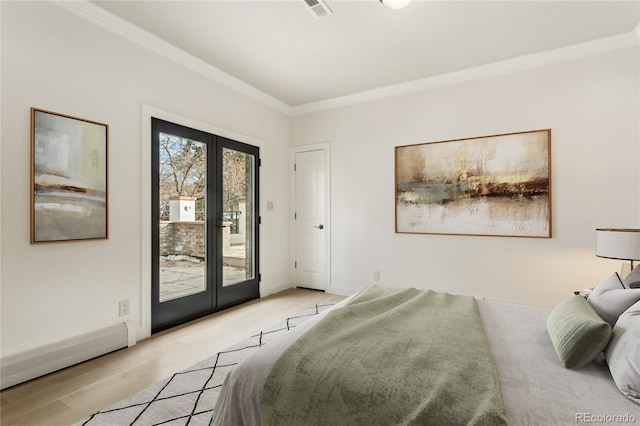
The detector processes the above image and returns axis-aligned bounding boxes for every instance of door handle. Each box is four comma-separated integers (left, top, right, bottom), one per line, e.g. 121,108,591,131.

313,224,324,230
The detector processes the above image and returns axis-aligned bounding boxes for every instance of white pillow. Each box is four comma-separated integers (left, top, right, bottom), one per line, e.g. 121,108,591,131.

623,265,640,288
588,273,640,327
605,300,640,405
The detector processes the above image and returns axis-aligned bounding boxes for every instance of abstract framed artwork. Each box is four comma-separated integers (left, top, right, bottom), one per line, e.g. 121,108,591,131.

31,108,109,243
395,129,551,238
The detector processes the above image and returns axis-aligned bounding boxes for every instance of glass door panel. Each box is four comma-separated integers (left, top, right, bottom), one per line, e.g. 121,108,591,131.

216,137,259,308
158,132,207,302
222,148,255,287
152,118,215,333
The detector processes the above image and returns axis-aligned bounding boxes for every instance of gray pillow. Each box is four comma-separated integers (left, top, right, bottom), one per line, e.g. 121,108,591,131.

588,273,640,327
623,264,640,288
605,300,640,405
547,295,612,369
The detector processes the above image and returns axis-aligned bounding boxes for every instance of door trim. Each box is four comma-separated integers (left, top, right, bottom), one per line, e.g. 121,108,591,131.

141,105,263,340
290,142,331,292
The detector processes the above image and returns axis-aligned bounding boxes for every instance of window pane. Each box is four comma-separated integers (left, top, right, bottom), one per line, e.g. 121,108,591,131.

158,132,206,302
222,148,254,286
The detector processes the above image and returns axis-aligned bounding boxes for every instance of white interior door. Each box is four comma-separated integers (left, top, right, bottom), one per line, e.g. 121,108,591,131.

295,149,327,290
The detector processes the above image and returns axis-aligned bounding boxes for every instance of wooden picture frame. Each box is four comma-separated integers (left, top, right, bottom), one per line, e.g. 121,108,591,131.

395,129,551,238
31,108,109,243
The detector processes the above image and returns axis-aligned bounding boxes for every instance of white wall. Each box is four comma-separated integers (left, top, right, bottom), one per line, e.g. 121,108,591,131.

0,2,292,357
292,47,640,307
1,1,638,360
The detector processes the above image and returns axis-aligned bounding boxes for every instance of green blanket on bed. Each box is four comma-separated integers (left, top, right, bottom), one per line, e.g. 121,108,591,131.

260,285,507,426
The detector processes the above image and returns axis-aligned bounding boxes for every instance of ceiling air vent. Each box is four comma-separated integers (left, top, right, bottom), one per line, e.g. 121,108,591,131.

303,0,333,19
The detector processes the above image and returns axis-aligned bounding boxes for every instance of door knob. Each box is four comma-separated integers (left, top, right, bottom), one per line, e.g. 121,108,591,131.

314,224,324,230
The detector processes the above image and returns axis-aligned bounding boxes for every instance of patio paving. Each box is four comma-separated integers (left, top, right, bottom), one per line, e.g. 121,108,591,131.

159,245,248,302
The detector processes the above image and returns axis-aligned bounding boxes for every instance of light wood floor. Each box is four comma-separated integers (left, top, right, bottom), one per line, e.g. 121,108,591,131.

0,288,345,426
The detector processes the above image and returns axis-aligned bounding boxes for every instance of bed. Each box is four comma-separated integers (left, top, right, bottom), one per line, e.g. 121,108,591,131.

213,283,640,425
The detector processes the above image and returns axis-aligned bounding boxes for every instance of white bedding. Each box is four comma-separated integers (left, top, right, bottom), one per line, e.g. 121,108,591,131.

213,297,640,425
478,300,639,425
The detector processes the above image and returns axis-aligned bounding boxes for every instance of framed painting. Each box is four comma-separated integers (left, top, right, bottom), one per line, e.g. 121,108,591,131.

31,108,109,243
395,129,551,238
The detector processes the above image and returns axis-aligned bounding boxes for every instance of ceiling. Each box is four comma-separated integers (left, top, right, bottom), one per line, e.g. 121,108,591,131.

91,1,639,110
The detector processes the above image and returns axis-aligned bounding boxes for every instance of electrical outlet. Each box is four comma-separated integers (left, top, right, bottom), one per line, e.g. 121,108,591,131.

119,299,130,317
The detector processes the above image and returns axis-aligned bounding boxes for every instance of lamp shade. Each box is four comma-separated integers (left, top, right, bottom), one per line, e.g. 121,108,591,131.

596,228,640,261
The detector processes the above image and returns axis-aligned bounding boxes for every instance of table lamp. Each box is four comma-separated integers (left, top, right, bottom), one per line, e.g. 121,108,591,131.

596,228,640,272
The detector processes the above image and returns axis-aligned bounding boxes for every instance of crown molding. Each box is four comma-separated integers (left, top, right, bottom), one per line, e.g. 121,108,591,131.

291,29,640,115
51,0,294,115
51,1,638,117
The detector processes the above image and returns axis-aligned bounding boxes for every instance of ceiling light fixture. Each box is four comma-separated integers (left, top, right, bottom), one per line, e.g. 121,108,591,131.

379,0,412,10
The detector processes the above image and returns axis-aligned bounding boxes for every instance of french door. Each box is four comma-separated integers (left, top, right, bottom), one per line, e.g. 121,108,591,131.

151,118,259,333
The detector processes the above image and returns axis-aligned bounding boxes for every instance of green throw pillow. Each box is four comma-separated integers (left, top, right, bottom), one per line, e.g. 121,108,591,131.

547,295,612,368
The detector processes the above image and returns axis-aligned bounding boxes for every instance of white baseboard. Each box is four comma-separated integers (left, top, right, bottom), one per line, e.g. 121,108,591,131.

0,322,133,390
261,279,293,297
327,282,362,296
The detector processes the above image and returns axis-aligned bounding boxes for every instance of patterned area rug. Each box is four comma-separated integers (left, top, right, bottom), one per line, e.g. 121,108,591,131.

76,303,335,426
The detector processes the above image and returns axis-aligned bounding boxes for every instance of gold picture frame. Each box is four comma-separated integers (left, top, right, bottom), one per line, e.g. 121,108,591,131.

31,108,109,243
395,129,551,238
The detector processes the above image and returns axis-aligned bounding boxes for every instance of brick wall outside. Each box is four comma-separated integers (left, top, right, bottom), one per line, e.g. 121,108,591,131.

160,221,232,258
160,221,205,258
